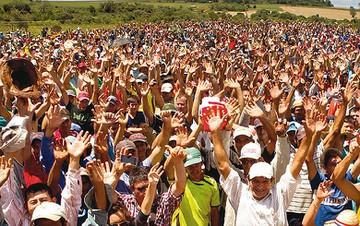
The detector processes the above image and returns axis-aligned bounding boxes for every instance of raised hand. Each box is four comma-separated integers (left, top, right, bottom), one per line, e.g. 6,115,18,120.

148,163,164,185
245,101,264,118
316,180,334,201
275,118,288,137
343,80,357,103
0,157,12,187
67,131,91,159
270,83,284,100
171,112,185,128
86,160,104,185
53,139,69,163
45,105,68,132
204,106,227,132
197,80,212,92
140,82,150,97
225,98,240,117
224,79,241,89
169,146,187,164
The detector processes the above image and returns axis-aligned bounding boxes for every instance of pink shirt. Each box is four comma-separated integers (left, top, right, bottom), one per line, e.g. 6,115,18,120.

0,162,82,226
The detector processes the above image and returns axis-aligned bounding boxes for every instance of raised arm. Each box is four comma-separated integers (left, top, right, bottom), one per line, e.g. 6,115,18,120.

170,146,186,197
290,109,316,178
86,160,107,210
323,81,356,150
47,140,69,196
245,100,277,155
209,110,231,180
140,83,154,125
302,181,334,226
331,139,360,204
192,81,212,122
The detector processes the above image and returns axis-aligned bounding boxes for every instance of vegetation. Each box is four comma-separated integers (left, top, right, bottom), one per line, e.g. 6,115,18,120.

350,6,357,19
0,0,357,34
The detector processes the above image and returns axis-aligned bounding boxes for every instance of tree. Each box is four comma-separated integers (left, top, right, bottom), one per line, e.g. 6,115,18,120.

350,6,357,19
89,5,96,16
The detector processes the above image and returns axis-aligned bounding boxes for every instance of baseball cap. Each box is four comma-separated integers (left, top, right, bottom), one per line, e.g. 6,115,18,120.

116,140,137,151
31,202,66,223
107,95,118,105
248,162,273,180
78,91,90,101
66,89,76,97
129,133,147,143
185,147,202,167
161,83,173,93
233,126,253,139
78,62,87,69
162,103,177,112
0,116,7,127
292,98,303,109
31,132,44,143
331,210,359,226
0,126,28,153
287,121,301,133
240,143,261,160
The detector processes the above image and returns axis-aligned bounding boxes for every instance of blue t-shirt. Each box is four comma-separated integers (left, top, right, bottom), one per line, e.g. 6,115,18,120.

310,171,355,226
126,111,146,128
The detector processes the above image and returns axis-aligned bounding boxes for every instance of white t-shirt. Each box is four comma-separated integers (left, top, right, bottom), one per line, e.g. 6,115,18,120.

221,168,301,226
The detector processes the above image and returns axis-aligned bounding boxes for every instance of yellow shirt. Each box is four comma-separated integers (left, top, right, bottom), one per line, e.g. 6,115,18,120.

171,176,220,226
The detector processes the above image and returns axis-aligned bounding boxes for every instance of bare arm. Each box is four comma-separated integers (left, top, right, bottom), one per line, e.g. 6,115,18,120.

211,207,220,226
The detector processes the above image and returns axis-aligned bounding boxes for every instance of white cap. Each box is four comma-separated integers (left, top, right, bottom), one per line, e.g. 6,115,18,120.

233,126,253,139
248,162,273,180
334,209,359,226
31,202,66,223
240,143,261,160
161,83,173,93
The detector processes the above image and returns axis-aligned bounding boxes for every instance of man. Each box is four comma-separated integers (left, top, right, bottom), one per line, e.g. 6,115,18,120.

210,108,312,226
126,97,146,132
171,147,220,226
161,83,174,104
0,130,90,226
31,202,67,226
129,133,149,162
306,148,360,225
116,147,186,226
68,91,95,134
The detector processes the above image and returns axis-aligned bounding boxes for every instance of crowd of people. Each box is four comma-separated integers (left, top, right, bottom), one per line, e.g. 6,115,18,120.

0,20,359,226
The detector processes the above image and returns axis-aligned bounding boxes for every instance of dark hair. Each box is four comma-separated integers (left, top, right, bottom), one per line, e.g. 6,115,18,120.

350,106,360,114
25,183,53,202
33,217,66,226
323,148,342,168
129,166,149,186
344,115,355,124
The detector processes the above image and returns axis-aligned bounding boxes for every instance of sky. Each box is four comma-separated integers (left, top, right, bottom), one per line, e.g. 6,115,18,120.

331,0,359,8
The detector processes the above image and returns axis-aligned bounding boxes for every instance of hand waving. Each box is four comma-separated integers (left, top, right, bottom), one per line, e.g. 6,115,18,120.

0,157,12,187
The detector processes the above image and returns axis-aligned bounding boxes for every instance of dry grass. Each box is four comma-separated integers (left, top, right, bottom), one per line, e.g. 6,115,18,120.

281,6,357,20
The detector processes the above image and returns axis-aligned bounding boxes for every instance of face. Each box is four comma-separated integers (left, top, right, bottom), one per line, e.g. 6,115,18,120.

243,90,250,102
341,121,355,138
249,177,272,200
240,158,257,176
186,162,204,182
234,135,252,153
128,102,139,115
33,219,63,226
325,156,341,175
78,99,89,110
293,107,305,121
162,92,174,102
350,111,360,127
26,191,54,215
106,103,117,113
255,126,268,143
59,119,71,135
175,97,187,114
132,179,148,205
134,141,147,161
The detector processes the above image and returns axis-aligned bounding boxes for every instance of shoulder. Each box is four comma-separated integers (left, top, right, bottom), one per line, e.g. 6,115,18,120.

203,176,219,187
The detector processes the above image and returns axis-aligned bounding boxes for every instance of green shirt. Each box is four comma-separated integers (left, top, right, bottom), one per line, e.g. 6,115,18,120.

171,176,220,226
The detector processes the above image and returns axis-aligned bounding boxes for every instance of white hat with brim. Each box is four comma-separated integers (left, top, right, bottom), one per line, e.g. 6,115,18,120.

31,202,66,223
233,126,253,139
240,143,261,160
248,162,273,180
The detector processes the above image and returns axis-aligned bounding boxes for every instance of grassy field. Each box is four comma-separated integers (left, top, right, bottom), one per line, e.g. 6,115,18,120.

281,5,357,20
0,0,358,34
